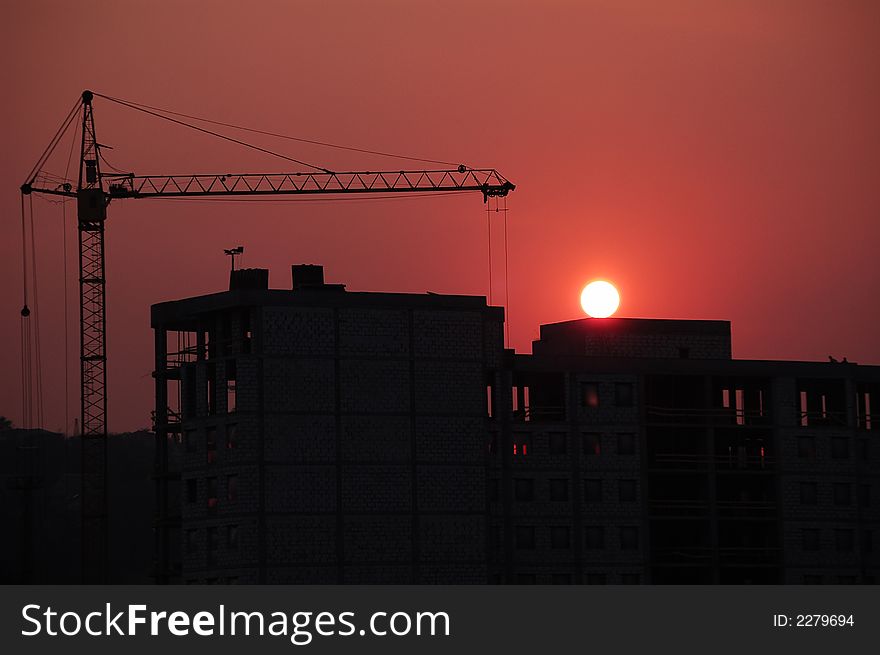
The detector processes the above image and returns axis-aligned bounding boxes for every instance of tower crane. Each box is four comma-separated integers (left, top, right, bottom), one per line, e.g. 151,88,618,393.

20,90,515,582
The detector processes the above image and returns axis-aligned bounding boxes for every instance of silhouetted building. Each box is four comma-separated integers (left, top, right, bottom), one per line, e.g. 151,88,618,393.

152,267,880,584
494,318,879,584
152,265,503,583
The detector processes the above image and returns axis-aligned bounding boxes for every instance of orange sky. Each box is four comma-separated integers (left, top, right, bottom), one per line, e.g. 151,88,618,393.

2,0,879,432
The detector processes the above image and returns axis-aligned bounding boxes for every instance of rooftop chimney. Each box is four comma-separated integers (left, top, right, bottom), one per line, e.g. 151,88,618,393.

292,264,324,289
229,268,269,291
291,264,345,291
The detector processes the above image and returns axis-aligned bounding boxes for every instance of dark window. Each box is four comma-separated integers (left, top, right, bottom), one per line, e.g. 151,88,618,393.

586,573,607,585
185,529,197,554
620,573,641,585
800,482,818,505
490,526,502,551
859,484,871,507
838,576,857,585
583,432,602,456
584,479,603,502
582,383,600,408
585,526,605,549
550,479,569,501
802,529,819,551
863,530,873,553
831,437,849,459
515,526,535,549
833,483,851,506
835,529,854,552
516,573,536,584
803,575,822,584
797,436,816,459
488,478,499,502
619,479,637,502
549,432,567,455
617,433,636,456
207,527,217,553
226,424,237,450
514,478,535,502
678,347,690,359
550,526,570,549
206,427,217,465
226,474,238,504
857,439,869,460
551,573,572,585
185,430,197,454
620,526,639,550
186,478,197,504
615,382,634,407
227,524,239,549
206,477,218,510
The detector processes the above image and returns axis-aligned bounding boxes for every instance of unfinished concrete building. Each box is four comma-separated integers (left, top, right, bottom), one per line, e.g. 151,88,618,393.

152,267,880,584
492,318,879,583
152,265,503,583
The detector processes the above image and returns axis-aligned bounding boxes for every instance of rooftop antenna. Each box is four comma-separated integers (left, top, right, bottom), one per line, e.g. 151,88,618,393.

224,246,244,272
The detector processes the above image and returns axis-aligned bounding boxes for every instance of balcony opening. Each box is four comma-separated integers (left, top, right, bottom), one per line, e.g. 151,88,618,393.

184,429,196,454
206,427,217,465
186,478,197,504
514,478,535,501
513,435,530,456
583,432,601,457
185,529,197,554
225,359,237,413
206,363,217,416
227,474,238,504
512,371,564,421
241,310,253,354
857,385,877,430
798,379,846,427
206,477,218,510
582,382,599,408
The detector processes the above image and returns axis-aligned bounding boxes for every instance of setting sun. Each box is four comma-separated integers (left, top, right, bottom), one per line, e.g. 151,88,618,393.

580,280,620,318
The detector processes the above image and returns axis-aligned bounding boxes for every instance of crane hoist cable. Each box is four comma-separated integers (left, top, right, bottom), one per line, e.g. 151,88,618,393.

62,119,79,436
20,195,31,429
25,99,80,186
503,195,510,348
93,92,461,168
93,93,331,173
29,196,45,428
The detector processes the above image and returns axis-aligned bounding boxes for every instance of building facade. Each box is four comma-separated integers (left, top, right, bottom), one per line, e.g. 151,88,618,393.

152,267,880,583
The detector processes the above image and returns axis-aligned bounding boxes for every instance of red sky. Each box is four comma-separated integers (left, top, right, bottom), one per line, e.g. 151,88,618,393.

2,0,879,433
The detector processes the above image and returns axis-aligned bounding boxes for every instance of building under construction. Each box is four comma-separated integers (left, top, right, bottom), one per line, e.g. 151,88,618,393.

152,265,880,584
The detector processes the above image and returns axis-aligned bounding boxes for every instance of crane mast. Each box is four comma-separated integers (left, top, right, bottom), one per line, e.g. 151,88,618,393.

21,90,514,583
76,91,110,583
